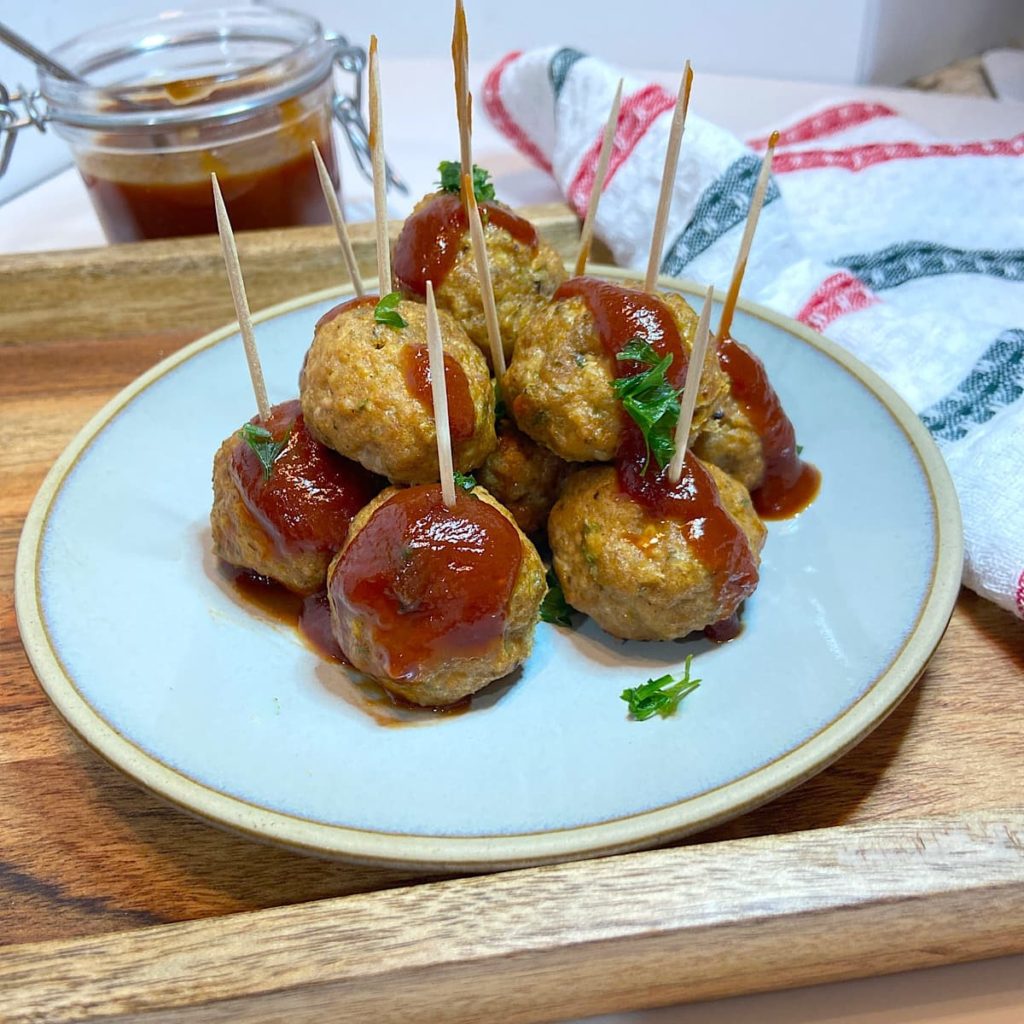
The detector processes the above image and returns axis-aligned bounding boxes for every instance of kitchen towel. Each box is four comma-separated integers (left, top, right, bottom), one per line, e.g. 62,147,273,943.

484,47,1024,619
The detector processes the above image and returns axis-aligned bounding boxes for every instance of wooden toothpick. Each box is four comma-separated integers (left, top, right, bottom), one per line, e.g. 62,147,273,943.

575,79,623,278
716,129,779,343
452,0,472,187
644,61,693,293
463,172,506,382
311,141,364,297
211,173,270,424
426,281,457,509
667,283,714,485
368,35,391,292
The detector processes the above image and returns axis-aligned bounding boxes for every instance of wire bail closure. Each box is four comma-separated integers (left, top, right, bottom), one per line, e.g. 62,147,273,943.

327,33,406,195
0,82,48,178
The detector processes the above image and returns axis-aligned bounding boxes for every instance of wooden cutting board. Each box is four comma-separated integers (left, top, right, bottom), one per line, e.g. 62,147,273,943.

1,210,1021,1023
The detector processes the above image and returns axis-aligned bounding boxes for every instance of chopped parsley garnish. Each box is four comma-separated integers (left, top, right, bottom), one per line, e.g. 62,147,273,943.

239,422,290,481
437,159,497,203
540,569,576,627
453,471,477,492
620,655,701,721
374,291,407,329
611,338,682,471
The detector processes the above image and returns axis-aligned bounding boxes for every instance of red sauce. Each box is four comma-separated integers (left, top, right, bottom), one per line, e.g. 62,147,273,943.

83,132,339,244
400,344,476,442
331,485,523,682
717,336,821,519
393,192,539,296
617,424,759,615
553,277,758,631
226,569,346,663
229,399,383,557
703,611,743,643
316,294,379,329
224,566,470,722
554,276,689,389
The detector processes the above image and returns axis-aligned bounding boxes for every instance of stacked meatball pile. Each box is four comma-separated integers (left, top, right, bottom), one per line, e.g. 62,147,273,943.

211,170,779,706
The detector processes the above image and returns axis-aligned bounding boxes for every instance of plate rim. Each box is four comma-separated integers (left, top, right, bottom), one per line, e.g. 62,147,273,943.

14,265,963,870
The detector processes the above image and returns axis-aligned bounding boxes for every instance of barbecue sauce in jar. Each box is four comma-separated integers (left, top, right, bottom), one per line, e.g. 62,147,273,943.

78,77,340,242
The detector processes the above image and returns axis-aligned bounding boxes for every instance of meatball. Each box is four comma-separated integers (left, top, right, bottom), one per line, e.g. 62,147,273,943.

691,392,764,492
300,296,496,483
548,461,766,641
476,419,570,535
504,279,729,463
328,483,546,707
393,191,566,363
211,400,383,594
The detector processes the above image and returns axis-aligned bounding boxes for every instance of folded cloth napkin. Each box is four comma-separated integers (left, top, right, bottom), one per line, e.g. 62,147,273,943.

484,47,1024,619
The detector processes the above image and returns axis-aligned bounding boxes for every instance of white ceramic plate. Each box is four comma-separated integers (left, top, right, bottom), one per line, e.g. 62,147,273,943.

15,267,962,871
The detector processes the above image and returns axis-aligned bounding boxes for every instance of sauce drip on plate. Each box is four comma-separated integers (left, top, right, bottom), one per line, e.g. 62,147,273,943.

226,568,346,663
332,485,522,681
400,344,476,442
230,399,383,557
716,336,821,519
393,192,538,295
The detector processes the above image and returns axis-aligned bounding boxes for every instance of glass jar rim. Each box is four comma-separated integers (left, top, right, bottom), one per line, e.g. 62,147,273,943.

39,4,337,132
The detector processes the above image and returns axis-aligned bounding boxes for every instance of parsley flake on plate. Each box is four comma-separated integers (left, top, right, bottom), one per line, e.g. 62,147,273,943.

620,655,701,721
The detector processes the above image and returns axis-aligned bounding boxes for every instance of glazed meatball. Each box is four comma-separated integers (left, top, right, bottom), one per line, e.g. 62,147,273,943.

328,483,546,706
300,296,496,483
548,461,766,641
476,419,570,535
504,279,729,463
691,392,764,492
211,400,383,594
393,190,566,363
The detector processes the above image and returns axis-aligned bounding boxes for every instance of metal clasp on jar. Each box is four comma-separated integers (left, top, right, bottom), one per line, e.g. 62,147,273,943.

0,82,48,178
325,33,407,195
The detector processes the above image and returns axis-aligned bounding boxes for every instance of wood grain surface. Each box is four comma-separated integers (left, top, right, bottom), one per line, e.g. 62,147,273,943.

1,222,1021,1020
1,811,1021,1024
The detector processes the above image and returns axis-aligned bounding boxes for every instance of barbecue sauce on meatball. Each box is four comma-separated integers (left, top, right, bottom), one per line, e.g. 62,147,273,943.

550,278,761,639
331,485,523,682
715,336,820,519
229,399,382,557
400,344,476,442
393,192,538,295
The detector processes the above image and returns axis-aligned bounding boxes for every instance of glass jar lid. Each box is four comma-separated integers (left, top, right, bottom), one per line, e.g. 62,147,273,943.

39,5,338,132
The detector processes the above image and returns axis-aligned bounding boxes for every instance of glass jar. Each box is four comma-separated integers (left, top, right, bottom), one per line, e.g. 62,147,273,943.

0,5,400,242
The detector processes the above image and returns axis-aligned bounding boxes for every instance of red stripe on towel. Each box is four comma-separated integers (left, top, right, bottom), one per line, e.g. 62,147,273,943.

773,134,1024,174
483,51,553,174
796,272,878,332
566,84,676,216
748,102,897,151
1016,568,1024,618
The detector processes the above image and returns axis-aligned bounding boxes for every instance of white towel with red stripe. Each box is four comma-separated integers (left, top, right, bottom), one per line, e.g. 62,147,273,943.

484,47,1024,620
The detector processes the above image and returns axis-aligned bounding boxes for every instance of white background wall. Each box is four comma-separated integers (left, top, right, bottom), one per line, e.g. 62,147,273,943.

1,0,1021,204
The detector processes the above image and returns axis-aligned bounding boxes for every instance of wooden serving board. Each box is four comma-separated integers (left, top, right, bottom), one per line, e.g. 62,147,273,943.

1,211,1021,1023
